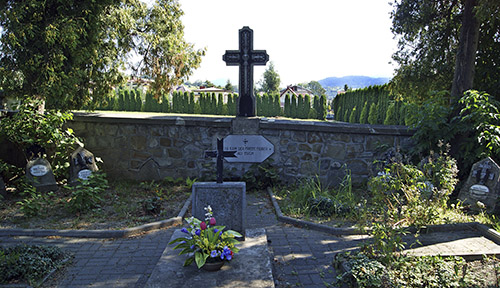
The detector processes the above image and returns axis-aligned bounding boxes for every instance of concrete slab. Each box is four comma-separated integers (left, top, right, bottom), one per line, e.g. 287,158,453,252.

146,228,274,288
403,230,500,260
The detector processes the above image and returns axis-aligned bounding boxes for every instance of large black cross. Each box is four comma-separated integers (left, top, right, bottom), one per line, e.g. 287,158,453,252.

204,138,237,183
223,26,269,117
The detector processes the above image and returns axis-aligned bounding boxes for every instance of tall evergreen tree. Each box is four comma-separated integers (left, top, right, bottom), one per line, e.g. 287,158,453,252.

284,94,291,117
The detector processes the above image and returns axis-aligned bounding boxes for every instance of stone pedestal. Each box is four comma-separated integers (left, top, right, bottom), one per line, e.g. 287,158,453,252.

192,182,246,238
145,228,274,288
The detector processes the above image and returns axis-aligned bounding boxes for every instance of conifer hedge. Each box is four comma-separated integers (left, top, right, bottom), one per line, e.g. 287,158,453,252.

333,84,408,125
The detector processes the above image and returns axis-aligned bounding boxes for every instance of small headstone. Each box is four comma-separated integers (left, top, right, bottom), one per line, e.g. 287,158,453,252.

192,182,246,238
458,157,500,213
26,158,58,192
69,147,98,185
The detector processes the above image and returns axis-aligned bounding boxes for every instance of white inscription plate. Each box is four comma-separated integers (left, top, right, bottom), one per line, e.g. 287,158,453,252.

223,135,274,163
30,164,48,177
78,169,93,180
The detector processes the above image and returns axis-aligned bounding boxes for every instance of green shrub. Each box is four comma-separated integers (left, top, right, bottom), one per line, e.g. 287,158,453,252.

367,102,378,124
0,245,69,286
65,172,108,213
242,159,280,191
0,98,81,180
349,107,357,123
384,102,397,125
16,184,54,218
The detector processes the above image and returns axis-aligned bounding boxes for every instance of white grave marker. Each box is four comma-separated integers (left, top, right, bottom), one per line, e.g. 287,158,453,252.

223,135,274,163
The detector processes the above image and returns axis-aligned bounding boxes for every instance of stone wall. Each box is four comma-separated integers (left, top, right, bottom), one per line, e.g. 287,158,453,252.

69,112,414,187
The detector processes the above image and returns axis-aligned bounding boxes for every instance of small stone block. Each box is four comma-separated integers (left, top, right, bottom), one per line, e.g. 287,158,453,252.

192,182,246,237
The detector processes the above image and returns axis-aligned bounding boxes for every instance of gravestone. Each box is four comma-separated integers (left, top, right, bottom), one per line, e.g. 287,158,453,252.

69,147,98,185
194,138,246,238
223,26,269,117
458,157,500,213
26,158,58,192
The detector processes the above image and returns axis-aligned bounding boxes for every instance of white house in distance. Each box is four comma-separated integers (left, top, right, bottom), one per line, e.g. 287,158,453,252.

279,85,314,107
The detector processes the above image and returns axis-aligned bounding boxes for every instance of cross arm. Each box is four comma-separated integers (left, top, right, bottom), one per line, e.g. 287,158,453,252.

223,50,241,66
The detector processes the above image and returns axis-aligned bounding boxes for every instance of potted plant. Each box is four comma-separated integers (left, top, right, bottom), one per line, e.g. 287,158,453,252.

169,206,242,271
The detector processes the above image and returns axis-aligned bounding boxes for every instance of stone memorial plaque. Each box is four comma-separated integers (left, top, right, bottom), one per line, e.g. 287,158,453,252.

458,157,500,213
26,158,58,192
192,182,246,238
223,135,274,163
69,147,98,185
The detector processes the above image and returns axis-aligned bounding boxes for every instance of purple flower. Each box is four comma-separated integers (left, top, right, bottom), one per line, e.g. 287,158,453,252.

213,228,218,233
190,245,196,250
210,250,218,258
181,228,189,234
195,229,201,236
226,253,232,261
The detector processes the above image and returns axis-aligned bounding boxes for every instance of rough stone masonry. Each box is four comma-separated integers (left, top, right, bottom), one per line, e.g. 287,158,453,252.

68,113,413,187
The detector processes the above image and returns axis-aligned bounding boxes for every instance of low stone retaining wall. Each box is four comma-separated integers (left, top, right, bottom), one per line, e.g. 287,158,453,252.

69,112,414,186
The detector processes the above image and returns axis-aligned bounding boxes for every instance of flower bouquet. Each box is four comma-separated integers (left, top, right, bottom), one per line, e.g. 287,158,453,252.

169,206,242,269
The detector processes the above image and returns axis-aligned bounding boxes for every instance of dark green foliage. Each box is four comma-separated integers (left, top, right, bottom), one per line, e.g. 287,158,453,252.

188,92,195,114
117,91,125,111
65,172,108,213
343,109,350,123
367,103,378,124
290,95,298,118
384,102,397,125
273,93,281,116
242,160,280,191
144,91,154,112
210,93,217,115
359,102,369,124
161,94,170,113
284,94,291,117
227,94,236,115
0,98,81,180
217,93,224,115
297,95,305,119
0,245,69,286
349,108,357,123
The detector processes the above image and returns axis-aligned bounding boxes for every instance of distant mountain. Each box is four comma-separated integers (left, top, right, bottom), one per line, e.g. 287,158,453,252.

318,76,391,89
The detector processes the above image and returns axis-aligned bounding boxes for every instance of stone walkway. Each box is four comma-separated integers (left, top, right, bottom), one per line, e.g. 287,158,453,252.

1,191,499,287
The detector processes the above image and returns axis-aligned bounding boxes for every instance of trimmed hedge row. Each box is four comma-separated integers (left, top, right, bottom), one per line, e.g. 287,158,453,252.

333,84,408,125
95,89,328,120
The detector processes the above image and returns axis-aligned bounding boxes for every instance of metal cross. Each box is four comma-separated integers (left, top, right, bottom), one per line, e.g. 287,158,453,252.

204,138,237,183
223,26,269,117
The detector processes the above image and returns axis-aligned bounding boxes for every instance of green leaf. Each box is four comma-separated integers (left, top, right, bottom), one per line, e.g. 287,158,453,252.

183,256,194,267
195,251,208,269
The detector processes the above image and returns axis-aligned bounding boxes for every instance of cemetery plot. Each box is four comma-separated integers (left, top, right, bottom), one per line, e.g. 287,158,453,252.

0,179,191,230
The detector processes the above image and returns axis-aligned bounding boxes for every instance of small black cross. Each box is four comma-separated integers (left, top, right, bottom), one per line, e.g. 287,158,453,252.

205,138,237,183
223,26,269,117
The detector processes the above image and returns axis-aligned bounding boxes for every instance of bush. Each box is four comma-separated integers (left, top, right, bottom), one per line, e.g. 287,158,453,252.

65,172,108,213
0,245,69,286
0,98,81,180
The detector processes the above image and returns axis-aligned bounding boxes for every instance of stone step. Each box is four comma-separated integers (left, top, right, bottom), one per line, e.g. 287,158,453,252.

146,228,274,288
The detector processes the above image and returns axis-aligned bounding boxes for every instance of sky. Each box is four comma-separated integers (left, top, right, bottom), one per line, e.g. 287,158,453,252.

178,0,399,87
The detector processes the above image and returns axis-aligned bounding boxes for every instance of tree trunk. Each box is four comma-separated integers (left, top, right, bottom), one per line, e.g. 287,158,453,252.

450,0,480,104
